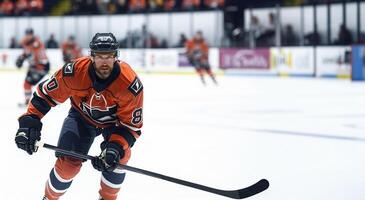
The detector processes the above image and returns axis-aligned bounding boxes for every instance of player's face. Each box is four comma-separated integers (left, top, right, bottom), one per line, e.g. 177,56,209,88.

24,34,34,43
92,52,116,79
194,32,202,40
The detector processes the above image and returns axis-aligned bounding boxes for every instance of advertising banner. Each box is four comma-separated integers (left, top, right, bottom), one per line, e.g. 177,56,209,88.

145,49,178,69
219,48,270,70
119,49,145,70
0,49,23,69
270,47,314,76
316,46,351,78
178,49,191,67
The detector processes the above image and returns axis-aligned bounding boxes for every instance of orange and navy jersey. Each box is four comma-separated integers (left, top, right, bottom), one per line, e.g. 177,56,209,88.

20,36,48,67
25,57,143,148
185,38,209,61
61,41,82,61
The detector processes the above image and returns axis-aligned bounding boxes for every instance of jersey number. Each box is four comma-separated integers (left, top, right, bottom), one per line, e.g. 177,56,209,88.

131,108,142,125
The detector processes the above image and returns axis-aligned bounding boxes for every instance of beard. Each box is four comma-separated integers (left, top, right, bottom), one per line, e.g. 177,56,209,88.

95,64,113,79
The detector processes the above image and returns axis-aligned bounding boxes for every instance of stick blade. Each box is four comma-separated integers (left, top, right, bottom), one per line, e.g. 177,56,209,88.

236,179,269,199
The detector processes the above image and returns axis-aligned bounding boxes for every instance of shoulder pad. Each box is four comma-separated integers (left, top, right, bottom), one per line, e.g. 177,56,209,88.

62,62,75,77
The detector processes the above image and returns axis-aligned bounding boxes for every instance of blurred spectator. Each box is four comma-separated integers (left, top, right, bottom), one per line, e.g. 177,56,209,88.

204,0,224,9
304,31,321,46
249,15,264,46
256,12,276,46
147,33,159,48
149,0,163,11
0,0,14,16
129,0,146,12
107,2,118,14
15,0,29,16
118,36,128,48
116,0,128,13
69,0,97,15
164,0,176,11
95,0,109,14
182,0,200,10
160,39,168,48
9,37,20,48
333,24,353,45
46,34,59,48
176,33,187,47
141,24,149,47
29,0,43,15
282,24,298,46
284,0,304,6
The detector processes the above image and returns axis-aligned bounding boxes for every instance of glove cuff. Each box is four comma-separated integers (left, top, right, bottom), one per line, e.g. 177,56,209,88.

18,114,43,130
107,142,125,157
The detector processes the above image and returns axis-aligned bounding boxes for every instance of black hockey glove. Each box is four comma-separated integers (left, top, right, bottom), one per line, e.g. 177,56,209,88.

92,141,124,172
15,56,25,68
15,115,42,155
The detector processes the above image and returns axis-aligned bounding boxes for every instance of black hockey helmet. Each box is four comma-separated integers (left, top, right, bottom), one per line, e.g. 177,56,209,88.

25,28,34,35
89,33,119,56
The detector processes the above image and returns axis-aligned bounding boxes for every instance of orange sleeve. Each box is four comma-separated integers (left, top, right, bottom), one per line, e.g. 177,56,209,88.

202,42,209,57
185,40,192,49
25,65,72,119
109,65,144,148
111,83,143,148
185,40,195,55
202,42,209,53
117,87,143,135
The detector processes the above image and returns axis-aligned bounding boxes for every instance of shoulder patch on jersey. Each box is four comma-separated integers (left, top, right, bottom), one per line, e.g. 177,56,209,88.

62,62,75,76
128,77,143,96
46,77,59,91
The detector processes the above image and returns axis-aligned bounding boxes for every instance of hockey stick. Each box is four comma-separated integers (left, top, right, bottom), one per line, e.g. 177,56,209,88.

36,142,269,199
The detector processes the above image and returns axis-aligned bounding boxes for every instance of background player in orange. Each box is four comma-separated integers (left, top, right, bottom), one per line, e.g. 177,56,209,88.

61,35,82,64
16,28,50,106
185,31,217,85
14,33,144,200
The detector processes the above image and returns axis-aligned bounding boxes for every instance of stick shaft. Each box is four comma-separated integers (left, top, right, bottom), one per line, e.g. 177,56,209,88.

37,142,268,199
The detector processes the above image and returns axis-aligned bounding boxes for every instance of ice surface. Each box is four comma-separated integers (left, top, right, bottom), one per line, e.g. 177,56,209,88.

1,71,365,200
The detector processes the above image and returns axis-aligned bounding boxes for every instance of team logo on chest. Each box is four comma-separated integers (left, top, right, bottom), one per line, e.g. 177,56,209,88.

80,93,117,124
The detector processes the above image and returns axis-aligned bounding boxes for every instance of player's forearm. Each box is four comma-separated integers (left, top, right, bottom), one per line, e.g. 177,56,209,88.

25,90,53,119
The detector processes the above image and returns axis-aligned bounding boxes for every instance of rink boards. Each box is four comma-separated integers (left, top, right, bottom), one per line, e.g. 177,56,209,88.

0,46,355,78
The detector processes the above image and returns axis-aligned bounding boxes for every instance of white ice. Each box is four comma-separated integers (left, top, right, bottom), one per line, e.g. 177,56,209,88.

1,70,365,200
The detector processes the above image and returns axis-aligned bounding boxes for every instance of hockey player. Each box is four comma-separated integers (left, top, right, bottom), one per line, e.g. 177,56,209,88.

185,31,217,85
16,28,50,106
61,35,82,64
14,33,144,200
